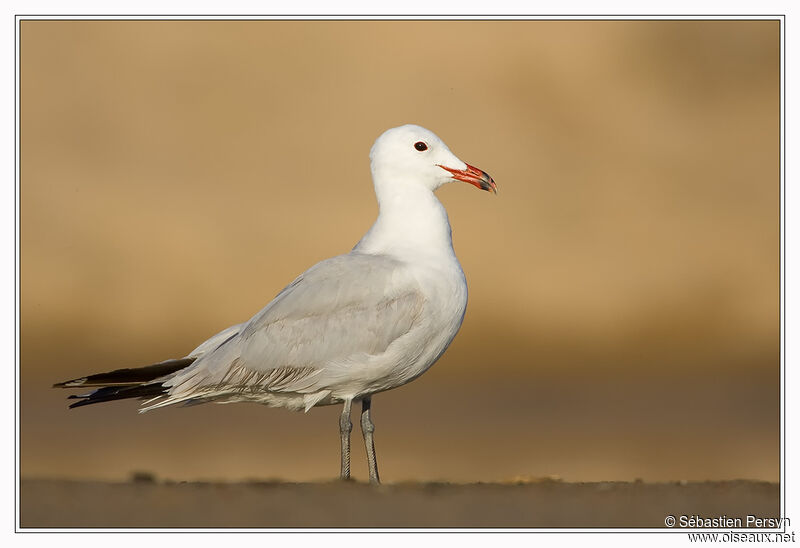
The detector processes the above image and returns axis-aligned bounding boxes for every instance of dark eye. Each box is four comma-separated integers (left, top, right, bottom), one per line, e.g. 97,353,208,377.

414,141,428,151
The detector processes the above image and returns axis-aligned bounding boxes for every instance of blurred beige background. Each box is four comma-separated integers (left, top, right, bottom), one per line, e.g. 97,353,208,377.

21,20,779,483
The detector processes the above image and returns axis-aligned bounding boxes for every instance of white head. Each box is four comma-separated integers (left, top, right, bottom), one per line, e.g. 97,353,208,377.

369,124,496,195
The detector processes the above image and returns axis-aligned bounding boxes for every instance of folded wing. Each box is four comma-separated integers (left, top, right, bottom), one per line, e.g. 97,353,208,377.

149,252,426,409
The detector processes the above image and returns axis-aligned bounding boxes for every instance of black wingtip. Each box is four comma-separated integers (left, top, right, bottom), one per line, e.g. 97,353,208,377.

68,398,97,409
54,358,195,391
55,358,195,409
54,380,83,389
63,383,169,409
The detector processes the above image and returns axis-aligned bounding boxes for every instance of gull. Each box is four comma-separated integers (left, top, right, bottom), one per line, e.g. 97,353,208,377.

55,124,497,484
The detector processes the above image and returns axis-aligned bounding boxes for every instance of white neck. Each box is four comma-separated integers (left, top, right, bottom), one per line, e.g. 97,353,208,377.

354,178,456,261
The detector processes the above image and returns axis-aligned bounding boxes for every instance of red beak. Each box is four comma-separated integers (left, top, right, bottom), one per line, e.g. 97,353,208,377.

438,163,497,194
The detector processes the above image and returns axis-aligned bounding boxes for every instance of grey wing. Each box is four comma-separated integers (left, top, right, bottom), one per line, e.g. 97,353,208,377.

157,253,425,404
185,323,244,359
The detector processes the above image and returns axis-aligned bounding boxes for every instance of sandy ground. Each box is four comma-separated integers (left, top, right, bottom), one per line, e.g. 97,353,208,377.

20,478,778,528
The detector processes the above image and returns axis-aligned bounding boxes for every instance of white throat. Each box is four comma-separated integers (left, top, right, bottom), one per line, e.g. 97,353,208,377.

354,177,456,261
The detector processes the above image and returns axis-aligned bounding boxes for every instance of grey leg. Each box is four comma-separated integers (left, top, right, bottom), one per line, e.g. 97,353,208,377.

339,399,353,480
361,397,380,484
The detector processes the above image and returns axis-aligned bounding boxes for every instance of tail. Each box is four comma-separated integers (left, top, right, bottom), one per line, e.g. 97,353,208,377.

54,358,196,409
